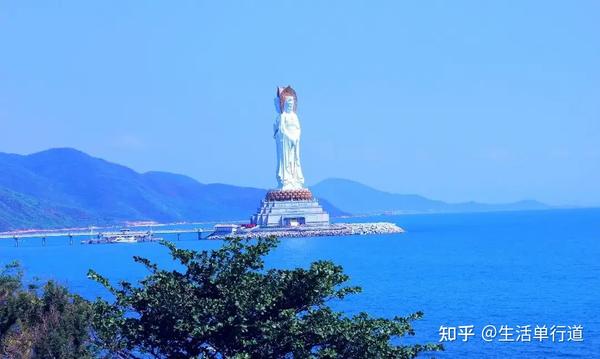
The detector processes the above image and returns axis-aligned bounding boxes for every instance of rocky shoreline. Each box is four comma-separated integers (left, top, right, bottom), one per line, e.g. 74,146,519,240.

207,222,404,240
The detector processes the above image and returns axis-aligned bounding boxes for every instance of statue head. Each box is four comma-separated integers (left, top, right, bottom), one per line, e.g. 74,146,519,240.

276,86,297,113
283,96,295,113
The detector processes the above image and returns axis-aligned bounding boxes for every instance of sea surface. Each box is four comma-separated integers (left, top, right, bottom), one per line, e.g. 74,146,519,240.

1,208,599,358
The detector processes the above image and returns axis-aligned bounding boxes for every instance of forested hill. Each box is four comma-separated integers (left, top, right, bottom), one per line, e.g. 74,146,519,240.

0,148,344,230
0,148,548,231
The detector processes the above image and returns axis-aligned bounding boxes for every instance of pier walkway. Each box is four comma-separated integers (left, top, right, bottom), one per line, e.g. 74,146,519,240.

0,228,214,246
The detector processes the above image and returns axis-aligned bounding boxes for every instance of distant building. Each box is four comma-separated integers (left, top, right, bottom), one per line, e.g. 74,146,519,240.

213,224,239,236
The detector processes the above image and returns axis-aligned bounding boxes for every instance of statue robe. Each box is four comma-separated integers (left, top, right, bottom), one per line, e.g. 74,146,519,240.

274,112,304,190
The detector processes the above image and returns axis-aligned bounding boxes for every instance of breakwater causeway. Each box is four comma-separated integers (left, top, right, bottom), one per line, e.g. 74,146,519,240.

208,222,404,240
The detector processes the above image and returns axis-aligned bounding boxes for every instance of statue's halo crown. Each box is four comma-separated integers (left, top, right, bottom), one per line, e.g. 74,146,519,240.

276,86,297,113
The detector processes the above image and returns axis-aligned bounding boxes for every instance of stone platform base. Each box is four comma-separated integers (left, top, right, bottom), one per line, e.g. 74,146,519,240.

251,198,330,227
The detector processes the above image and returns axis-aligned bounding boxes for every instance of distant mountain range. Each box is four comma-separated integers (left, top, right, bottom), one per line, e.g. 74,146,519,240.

310,178,548,215
0,148,548,231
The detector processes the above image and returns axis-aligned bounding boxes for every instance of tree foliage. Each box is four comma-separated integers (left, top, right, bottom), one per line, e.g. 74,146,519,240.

89,237,442,358
0,261,93,358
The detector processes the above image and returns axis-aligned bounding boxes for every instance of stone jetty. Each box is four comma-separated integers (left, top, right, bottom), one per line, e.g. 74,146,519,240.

207,222,404,240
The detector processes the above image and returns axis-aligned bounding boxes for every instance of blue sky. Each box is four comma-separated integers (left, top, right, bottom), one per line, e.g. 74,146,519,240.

1,1,599,206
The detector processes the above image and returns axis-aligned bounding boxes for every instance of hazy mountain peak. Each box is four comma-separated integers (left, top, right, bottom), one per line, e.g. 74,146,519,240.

27,147,92,159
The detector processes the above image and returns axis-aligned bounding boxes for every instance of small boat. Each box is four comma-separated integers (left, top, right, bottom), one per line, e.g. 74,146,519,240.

82,229,159,244
112,235,138,243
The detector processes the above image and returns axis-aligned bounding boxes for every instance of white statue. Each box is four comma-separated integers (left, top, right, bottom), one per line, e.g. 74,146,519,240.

273,86,304,190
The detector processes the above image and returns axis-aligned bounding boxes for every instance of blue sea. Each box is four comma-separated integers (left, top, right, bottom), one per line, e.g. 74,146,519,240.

1,208,599,358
